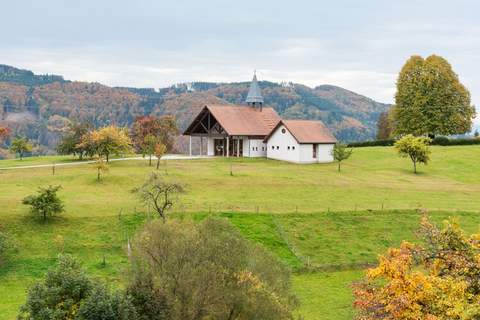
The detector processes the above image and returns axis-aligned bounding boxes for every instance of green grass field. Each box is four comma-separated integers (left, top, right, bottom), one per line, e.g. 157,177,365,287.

1,146,480,319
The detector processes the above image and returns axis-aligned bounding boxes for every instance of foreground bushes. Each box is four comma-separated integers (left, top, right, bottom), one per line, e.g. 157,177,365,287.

18,218,298,320
129,218,298,320
18,255,137,320
353,217,480,319
348,137,480,148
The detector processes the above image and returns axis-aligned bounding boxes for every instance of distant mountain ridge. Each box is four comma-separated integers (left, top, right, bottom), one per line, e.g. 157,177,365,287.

0,64,66,87
0,64,390,154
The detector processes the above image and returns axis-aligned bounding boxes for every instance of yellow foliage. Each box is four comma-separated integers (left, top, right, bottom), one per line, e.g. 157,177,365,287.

354,217,480,320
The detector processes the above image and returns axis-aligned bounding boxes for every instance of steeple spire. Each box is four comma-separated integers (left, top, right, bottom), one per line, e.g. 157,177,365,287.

246,71,264,110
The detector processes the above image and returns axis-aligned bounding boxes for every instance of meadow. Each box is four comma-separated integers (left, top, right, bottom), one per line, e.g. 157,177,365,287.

1,145,480,319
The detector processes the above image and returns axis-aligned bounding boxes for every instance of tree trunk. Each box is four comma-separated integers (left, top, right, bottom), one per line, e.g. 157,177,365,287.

156,158,160,170
413,161,417,174
43,211,47,222
97,168,101,181
149,154,152,166
338,161,341,172
106,153,109,162
20,152,23,160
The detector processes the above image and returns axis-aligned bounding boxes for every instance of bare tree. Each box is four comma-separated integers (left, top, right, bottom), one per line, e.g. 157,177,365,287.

132,173,185,223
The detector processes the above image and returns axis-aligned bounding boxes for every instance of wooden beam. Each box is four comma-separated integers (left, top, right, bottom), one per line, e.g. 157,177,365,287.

189,136,192,156
226,136,229,158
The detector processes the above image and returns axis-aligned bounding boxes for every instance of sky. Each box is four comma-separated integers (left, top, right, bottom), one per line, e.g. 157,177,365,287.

1,0,479,125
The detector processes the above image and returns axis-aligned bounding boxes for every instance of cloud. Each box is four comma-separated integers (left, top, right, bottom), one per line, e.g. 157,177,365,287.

0,0,478,114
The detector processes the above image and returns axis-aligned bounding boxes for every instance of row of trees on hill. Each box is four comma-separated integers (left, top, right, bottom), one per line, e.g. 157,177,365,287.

55,115,178,164
377,54,476,140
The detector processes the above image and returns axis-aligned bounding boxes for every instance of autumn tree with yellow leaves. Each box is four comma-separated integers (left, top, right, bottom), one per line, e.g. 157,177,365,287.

78,125,132,162
353,217,480,319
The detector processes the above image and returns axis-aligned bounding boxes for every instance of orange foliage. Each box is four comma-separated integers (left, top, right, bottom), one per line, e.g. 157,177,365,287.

353,217,480,320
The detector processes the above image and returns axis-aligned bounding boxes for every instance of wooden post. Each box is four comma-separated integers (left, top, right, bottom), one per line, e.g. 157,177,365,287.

200,136,203,156
237,138,240,157
226,136,230,158
189,136,192,156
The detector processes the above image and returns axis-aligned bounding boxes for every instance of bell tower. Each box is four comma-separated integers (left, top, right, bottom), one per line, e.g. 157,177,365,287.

246,71,264,111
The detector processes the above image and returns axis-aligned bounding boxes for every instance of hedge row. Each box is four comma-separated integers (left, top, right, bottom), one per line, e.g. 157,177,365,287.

348,137,480,148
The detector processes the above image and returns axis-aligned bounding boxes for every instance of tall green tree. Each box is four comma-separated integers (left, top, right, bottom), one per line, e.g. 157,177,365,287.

393,55,475,137
10,136,33,160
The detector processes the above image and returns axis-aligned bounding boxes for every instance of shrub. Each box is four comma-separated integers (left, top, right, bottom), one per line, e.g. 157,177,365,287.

22,185,64,222
347,139,395,147
349,137,480,148
437,138,480,146
431,136,450,145
353,217,480,319
18,255,138,320
77,283,138,320
18,255,93,319
129,218,298,320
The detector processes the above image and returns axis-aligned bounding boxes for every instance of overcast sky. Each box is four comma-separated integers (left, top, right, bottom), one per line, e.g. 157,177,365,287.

1,0,479,124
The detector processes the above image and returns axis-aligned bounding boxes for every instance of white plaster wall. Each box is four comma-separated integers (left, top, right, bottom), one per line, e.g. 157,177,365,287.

207,137,215,156
299,144,317,163
317,144,335,163
266,125,300,162
299,143,335,163
245,138,267,157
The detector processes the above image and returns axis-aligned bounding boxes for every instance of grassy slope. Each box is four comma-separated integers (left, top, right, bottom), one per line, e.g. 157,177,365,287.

1,146,480,319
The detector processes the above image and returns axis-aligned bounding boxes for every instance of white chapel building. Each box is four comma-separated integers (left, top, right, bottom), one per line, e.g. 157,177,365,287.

183,74,337,163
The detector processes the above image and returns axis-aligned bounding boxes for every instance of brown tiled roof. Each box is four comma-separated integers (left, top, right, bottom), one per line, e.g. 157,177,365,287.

206,105,281,136
265,120,337,144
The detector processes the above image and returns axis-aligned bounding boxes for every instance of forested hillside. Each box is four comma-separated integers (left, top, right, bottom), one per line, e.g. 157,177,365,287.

0,65,390,154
